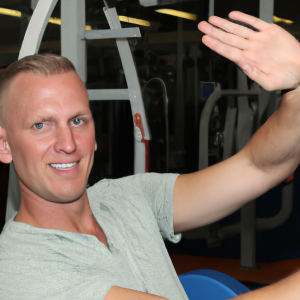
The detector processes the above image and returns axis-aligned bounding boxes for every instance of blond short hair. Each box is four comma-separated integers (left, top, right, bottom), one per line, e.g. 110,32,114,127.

0,53,76,127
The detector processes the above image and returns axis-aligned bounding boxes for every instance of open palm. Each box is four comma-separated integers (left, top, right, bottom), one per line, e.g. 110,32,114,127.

198,11,300,91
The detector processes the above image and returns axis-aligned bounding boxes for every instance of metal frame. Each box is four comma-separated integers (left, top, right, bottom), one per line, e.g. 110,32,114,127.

198,83,260,170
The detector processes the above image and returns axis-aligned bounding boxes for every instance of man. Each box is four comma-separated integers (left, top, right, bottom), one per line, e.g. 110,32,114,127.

0,10,300,299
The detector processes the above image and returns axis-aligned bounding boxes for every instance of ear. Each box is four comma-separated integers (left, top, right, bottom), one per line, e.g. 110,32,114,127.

94,140,97,152
0,126,12,164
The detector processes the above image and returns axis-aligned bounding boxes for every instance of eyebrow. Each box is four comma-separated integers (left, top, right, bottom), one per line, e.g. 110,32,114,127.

25,115,54,126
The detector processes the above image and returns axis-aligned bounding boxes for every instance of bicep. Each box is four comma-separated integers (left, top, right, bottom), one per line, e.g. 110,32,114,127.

105,286,168,300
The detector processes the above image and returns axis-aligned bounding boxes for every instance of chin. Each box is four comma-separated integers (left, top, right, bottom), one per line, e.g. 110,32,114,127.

47,183,87,204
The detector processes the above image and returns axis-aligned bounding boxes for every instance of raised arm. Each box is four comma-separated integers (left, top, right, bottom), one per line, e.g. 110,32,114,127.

173,12,300,233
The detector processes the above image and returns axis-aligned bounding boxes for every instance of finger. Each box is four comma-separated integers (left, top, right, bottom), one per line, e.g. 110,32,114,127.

202,35,243,64
208,16,256,39
228,11,270,31
199,22,248,50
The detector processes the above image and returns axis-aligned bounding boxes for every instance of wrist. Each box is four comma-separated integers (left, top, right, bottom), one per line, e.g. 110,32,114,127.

281,86,300,109
281,89,296,96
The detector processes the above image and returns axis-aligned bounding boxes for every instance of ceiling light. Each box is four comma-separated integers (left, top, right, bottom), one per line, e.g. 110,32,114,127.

119,15,150,27
0,7,21,17
273,16,293,24
49,17,61,26
155,9,197,21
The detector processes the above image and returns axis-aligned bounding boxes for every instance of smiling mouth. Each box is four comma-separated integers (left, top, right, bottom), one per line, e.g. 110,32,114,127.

49,161,79,170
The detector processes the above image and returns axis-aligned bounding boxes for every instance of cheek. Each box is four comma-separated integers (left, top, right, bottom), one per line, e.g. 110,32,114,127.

10,135,51,168
75,129,96,155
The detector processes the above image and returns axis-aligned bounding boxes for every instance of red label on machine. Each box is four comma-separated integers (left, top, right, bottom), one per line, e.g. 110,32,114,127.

285,174,294,184
134,113,145,142
134,113,149,172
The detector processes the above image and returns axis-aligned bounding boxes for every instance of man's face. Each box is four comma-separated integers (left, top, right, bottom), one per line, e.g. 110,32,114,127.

4,71,97,203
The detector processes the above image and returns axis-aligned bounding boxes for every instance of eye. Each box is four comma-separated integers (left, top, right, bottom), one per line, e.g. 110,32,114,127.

72,118,84,125
33,123,44,130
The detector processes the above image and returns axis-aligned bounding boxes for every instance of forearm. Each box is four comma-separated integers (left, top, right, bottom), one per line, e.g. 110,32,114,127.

246,87,300,186
105,287,168,300
173,151,267,232
233,270,300,300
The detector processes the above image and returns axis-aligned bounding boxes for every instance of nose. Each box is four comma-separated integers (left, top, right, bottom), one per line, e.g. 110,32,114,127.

54,125,76,154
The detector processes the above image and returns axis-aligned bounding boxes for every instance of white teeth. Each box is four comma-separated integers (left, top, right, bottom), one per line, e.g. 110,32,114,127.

50,161,78,170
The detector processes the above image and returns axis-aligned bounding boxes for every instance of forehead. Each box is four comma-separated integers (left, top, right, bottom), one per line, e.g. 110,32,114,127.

6,71,90,123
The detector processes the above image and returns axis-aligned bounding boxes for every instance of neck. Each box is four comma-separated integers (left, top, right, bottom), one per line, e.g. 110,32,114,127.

15,188,95,235
14,181,109,249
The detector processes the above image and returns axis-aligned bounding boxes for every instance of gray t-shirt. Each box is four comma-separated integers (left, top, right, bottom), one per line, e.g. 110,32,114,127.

0,173,188,300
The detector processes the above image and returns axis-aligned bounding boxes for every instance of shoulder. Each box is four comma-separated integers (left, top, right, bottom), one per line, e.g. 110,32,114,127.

0,218,17,247
87,173,179,215
87,173,179,199
0,219,43,257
